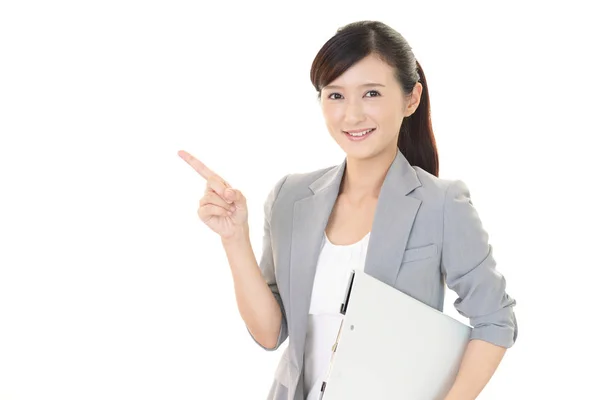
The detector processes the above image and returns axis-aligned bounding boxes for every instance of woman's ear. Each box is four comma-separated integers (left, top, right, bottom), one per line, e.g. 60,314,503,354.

405,82,423,117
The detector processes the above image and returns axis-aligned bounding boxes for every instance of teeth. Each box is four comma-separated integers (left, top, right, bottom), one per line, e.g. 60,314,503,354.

346,128,374,137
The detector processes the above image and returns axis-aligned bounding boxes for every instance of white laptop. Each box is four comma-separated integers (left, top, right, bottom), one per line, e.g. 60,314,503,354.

320,270,472,400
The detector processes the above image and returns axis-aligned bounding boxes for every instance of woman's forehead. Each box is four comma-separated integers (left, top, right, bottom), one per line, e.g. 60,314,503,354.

325,55,396,88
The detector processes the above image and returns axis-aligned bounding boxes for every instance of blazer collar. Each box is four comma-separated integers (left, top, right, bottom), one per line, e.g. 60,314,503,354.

309,149,422,196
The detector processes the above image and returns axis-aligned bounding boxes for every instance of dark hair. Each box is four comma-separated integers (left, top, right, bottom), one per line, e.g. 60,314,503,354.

310,20,439,177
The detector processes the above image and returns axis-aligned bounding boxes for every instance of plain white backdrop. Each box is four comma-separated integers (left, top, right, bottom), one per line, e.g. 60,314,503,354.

1,1,598,399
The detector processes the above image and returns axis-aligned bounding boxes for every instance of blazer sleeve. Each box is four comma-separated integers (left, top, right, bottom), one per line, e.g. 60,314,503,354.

247,174,289,351
441,179,518,348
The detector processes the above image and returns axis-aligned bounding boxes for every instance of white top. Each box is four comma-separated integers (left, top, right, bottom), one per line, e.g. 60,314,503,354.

303,231,371,400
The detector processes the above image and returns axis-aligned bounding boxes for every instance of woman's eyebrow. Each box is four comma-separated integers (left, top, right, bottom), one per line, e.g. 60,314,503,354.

323,83,386,90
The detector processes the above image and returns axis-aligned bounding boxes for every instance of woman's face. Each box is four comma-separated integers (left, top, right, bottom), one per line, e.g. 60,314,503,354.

320,54,420,160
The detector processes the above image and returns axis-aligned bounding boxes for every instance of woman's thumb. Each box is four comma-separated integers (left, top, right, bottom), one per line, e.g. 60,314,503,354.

225,188,245,207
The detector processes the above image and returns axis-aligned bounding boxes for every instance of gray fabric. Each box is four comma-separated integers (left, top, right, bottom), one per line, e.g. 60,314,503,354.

249,150,517,400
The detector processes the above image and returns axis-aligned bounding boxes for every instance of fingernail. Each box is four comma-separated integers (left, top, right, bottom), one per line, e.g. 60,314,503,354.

225,188,235,198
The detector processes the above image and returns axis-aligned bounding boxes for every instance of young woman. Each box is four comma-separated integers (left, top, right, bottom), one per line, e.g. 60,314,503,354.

179,20,517,400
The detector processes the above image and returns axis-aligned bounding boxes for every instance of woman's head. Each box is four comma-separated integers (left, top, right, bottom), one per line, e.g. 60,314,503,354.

310,21,439,177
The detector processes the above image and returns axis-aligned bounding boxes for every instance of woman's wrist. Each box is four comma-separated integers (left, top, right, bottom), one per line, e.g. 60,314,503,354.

221,225,251,248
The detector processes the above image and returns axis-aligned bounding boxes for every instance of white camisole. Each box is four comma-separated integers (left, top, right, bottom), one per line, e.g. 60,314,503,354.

303,231,371,400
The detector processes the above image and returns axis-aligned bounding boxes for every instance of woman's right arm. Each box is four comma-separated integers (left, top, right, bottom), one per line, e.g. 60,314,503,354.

177,150,288,350
221,174,289,350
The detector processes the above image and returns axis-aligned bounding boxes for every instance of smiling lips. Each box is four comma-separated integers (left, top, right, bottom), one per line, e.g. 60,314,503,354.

343,128,376,140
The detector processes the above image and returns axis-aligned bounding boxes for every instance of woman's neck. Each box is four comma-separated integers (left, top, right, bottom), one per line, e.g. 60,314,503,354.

339,147,398,205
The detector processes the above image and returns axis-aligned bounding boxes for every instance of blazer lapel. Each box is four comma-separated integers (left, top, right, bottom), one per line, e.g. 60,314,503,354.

288,160,345,369
287,150,422,371
363,151,422,284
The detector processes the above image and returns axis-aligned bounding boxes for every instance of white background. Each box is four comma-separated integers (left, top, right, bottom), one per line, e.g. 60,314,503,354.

1,1,598,399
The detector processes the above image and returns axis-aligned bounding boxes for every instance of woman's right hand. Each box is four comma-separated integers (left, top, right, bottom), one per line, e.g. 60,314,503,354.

178,150,249,240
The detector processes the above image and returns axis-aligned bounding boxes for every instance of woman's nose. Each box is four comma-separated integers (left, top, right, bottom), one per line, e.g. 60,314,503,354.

344,101,366,124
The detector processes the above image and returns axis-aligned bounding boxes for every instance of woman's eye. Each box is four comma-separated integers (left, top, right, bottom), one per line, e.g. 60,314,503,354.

326,91,379,99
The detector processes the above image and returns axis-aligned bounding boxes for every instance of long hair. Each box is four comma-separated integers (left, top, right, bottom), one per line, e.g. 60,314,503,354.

310,21,439,177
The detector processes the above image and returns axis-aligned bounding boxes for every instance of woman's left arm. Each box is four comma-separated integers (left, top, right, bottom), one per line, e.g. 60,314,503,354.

443,339,506,400
441,180,518,400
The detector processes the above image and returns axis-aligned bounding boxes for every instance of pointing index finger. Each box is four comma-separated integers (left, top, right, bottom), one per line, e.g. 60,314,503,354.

178,150,220,181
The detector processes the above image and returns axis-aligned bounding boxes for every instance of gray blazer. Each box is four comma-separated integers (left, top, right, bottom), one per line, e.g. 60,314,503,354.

250,150,518,400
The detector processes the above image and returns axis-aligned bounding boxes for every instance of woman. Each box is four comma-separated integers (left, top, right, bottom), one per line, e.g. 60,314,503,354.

179,20,517,400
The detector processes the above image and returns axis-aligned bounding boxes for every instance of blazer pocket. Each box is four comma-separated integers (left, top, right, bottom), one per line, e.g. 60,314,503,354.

402,243,438,263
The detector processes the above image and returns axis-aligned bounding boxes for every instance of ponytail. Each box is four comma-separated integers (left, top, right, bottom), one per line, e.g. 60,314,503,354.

397,60,439,177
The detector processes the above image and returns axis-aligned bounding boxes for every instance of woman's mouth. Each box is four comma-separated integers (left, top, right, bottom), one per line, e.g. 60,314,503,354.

343,128,376,141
